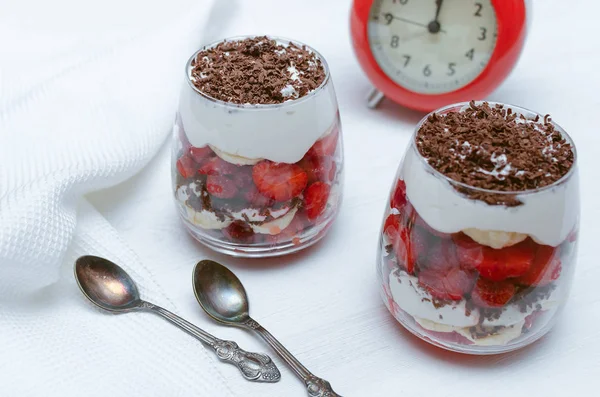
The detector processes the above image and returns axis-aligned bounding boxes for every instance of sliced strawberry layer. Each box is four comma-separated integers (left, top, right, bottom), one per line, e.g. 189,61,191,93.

252,161,308,202
188,146,214,163
244,185,275,208
307,127,339,157
231,166,254,189
222,221,255,242
384,216,415,274
198,156,237,176
422,239,460,271
418,268,476,301
299,155,336,184
470,278,516,308
454,234,534,281
176,155,197,178
206,175,238,199
517,245,562,286
304,182,331,221
390,180,407,211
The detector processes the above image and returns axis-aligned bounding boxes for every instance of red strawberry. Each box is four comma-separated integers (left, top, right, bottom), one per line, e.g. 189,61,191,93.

232,166,254,189
206,175,238,199
176,155,197,178
470,278,516,308
252,161,308,202
188,146,214,163
304,182,331,221
453,233,484,270
390,180,407,211
198,156,237,176
410,227,432,262
264,215,306,245
418,268,475,301
517,245,562,286
222,221,255,242
383,214,401,235
454,234,534,281
307,127,339,157
423,239,460,271
244,185,274,208
299,155,336,183
388,226,415,274
478,240,535,281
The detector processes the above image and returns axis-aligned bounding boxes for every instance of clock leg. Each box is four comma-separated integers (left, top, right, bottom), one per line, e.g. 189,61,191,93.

367,87,385,109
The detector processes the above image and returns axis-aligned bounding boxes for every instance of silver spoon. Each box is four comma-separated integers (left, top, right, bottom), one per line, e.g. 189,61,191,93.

74,255,281,383
193,260,342,397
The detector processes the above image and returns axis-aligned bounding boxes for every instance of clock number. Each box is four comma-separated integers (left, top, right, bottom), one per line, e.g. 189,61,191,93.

447,62,456,76
402,55,411,67
478,27,487,41
391,35,399,48
465,48,475,61
393,0,409,4
384,13,394,25
474,2,483,17
423,65,432,77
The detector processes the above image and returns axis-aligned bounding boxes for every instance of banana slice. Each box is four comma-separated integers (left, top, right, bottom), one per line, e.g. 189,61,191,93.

210,145,262,165
463,229,528,249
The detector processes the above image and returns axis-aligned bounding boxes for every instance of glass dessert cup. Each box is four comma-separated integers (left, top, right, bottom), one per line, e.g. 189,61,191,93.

172,37,343,258
377,103,579,355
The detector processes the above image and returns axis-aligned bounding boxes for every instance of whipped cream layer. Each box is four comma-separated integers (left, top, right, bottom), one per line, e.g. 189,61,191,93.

388,269,560,345
179,52,338,164
402,147,579,247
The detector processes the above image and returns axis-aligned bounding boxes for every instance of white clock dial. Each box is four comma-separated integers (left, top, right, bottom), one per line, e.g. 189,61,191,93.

368,0,498,95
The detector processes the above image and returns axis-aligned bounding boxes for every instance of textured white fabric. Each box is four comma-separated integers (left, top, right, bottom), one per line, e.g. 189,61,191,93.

0,0,235,395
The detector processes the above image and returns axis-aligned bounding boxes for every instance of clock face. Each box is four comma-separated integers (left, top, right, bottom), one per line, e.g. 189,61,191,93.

368,0,498,95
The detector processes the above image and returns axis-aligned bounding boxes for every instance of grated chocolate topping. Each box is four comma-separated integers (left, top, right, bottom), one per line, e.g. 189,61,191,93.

190,36,326,105
416,101,575,206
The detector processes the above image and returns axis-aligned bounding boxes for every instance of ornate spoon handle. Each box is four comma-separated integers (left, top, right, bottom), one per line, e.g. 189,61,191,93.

244,318,341,396
143,302,281,383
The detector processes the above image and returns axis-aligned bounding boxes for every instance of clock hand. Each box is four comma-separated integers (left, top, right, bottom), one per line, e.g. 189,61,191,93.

383,13,446,33
428,0,444,34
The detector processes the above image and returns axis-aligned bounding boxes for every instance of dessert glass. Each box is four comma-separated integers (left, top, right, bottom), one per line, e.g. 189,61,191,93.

377,102,579,354
172,37,343,257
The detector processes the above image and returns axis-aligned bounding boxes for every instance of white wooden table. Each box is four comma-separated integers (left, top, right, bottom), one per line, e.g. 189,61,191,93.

90,0,600,395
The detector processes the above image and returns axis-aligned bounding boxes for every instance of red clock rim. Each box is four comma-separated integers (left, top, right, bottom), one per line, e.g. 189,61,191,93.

350,0,528,112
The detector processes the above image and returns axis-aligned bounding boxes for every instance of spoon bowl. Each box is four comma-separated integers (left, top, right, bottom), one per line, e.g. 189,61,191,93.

193,260,250,325
75,255,141,312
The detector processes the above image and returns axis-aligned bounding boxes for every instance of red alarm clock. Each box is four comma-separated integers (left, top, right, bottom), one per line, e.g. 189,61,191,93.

351,0,530,111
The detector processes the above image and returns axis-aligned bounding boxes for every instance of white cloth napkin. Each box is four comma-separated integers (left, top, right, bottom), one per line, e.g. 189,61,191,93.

0,0,236,394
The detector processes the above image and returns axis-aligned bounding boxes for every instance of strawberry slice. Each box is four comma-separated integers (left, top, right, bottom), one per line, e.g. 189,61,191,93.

299,155,336,183
176,155,197,178
517,245,562,286
304,182,331,221
453,233,484,270
454,234,534,281
307,127,339,157
418,268,475,301
188,146,214,163
384,221,415,274
478,240,535,281
222,221,255,243
410,227,433,263
390,180,407,211
252,161,308,202
232,166,254,189
198,156,237,176
244,185,275,208
423,239,459,271
470,278,516,308
206,175,238,199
